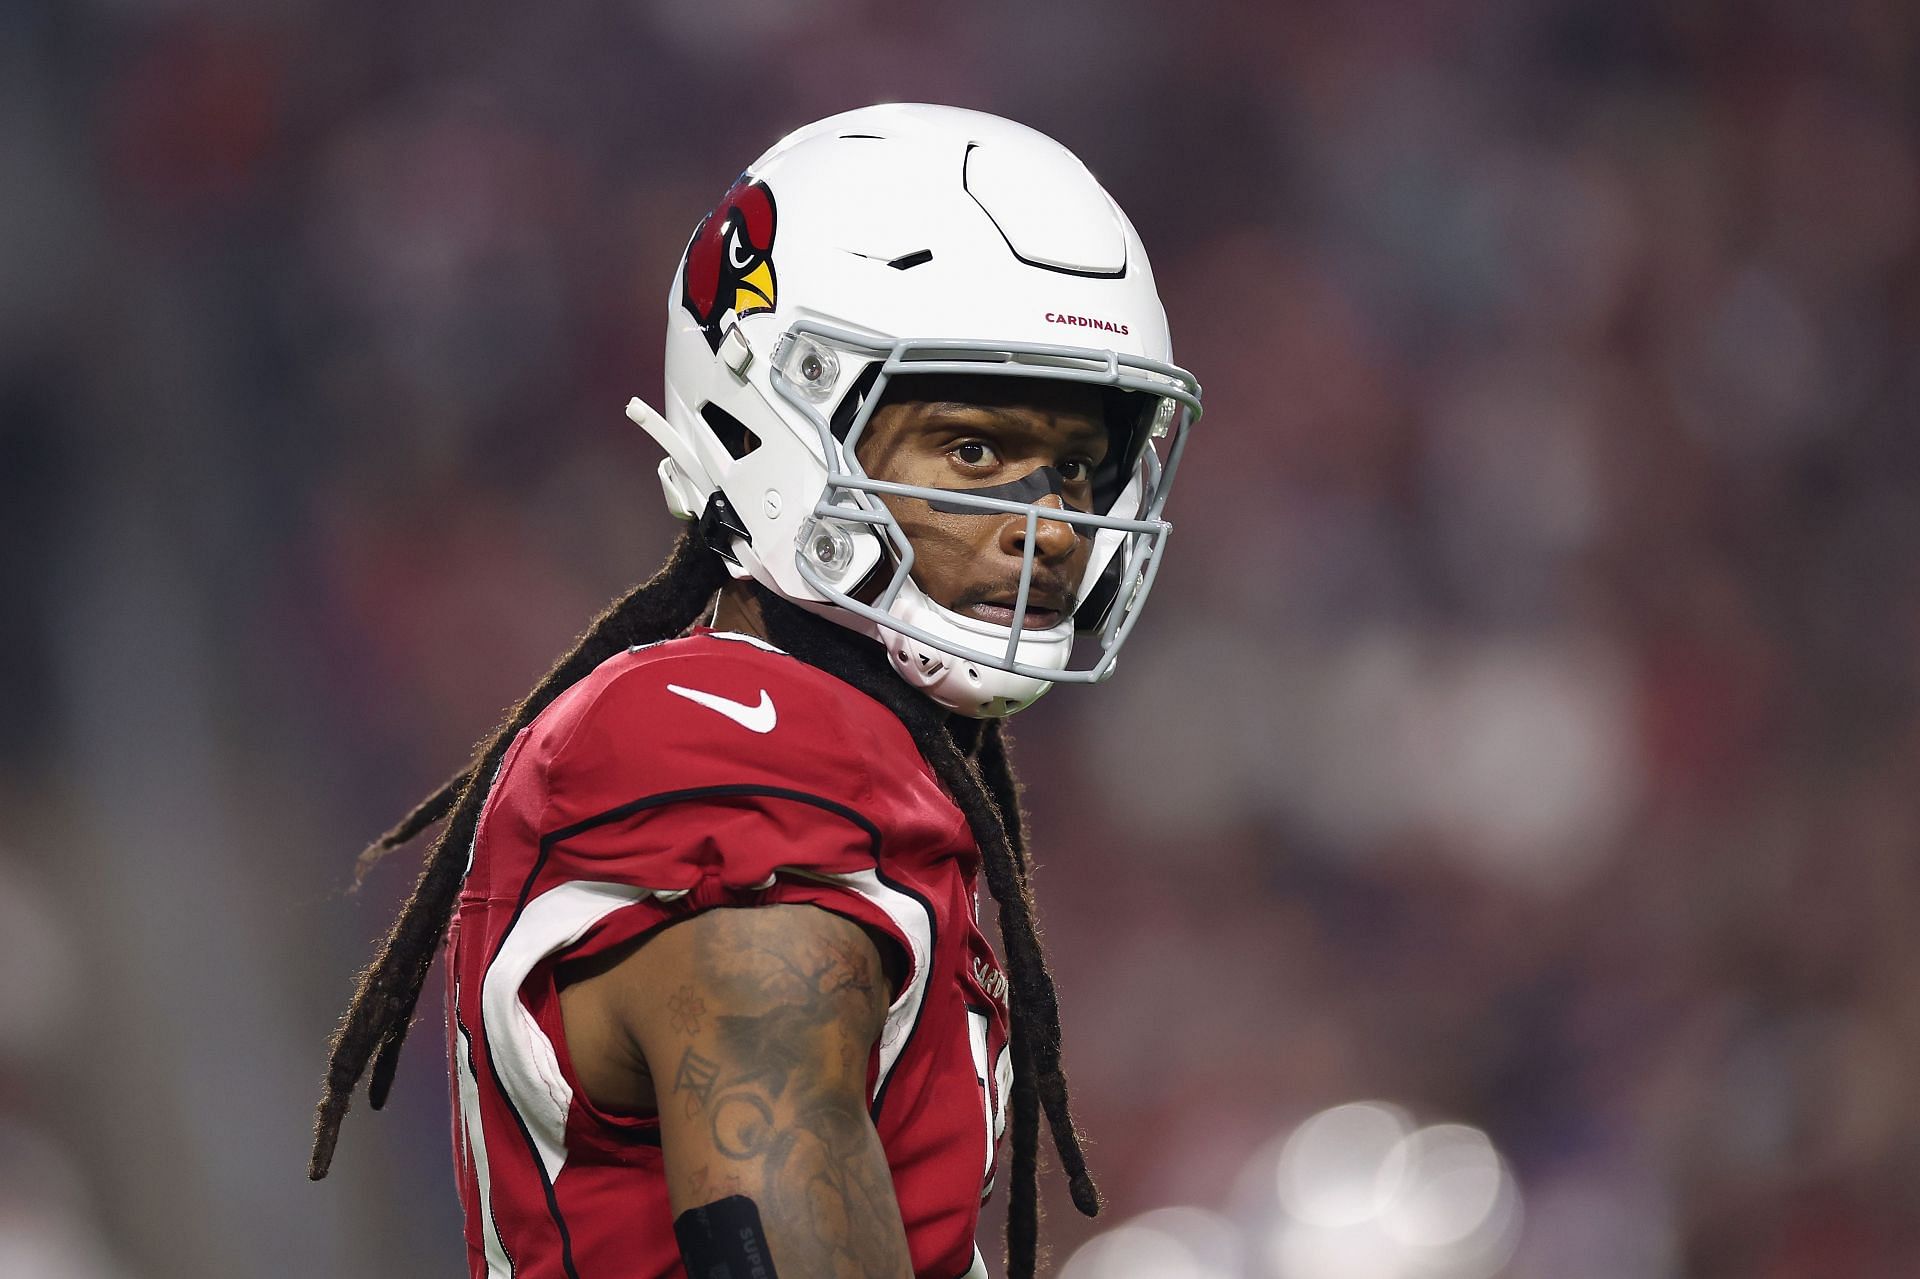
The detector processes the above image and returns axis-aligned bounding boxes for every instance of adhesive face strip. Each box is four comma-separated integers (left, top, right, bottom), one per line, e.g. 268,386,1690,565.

922,465,1088,515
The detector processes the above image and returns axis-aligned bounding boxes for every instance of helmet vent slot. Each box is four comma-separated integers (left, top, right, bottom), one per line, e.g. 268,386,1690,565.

830,364,884,441
700,403,761,460
886,249,934,271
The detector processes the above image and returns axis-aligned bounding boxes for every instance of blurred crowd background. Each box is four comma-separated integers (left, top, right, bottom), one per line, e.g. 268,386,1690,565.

4,0,1918,1275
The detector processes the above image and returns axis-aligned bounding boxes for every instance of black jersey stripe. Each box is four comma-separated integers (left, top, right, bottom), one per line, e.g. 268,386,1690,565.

538,782,884,857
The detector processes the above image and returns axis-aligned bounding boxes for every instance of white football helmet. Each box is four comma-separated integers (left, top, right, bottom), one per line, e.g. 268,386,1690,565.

627,103,1201,717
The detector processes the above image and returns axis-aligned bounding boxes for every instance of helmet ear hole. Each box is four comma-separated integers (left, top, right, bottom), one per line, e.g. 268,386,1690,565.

700,403,762,460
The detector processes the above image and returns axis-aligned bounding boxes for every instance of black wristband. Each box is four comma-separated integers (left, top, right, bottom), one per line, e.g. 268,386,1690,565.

673,1194,781,1279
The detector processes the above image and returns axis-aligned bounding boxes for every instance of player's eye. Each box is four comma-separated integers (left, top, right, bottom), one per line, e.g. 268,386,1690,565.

1058,457,1093,483
952,440,997,467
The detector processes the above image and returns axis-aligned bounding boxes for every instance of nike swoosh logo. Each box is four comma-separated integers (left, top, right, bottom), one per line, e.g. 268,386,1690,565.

666,683,777,733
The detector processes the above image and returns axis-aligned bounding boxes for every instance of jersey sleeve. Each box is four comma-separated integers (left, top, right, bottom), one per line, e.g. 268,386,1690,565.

525,641,940,974
473,638,954,1145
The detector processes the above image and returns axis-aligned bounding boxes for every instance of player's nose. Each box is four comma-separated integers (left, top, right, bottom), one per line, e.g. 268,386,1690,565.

999,495,1079,563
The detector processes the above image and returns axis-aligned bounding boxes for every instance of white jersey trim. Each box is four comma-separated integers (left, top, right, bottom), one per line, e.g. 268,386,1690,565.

454,1017,513,1277
482,867,929,1183
775,866,934,1102
481,880,660,1182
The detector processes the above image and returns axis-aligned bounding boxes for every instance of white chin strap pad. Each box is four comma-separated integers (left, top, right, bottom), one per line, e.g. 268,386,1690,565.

879,580,1069,718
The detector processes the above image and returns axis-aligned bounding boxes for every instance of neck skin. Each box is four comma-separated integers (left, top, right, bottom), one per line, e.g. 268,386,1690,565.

711,578,770,641
710,577,953,723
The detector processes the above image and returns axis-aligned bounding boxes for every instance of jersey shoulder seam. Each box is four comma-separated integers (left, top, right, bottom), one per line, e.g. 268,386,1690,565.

537,636,896,840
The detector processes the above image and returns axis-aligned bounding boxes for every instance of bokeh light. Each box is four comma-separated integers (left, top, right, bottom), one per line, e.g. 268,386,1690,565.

1059,1207,1243,1279
1275,1102,1414,1229
1256,1104,1522,1279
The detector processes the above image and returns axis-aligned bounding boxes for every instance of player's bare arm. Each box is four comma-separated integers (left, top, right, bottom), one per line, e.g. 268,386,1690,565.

560,905,913,1278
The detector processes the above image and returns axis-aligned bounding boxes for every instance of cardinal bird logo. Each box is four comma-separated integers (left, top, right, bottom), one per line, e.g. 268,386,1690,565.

681,175,778,352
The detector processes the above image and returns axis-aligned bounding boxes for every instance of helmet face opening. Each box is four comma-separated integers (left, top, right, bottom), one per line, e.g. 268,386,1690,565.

768,318,1201,684
847,370,1159,519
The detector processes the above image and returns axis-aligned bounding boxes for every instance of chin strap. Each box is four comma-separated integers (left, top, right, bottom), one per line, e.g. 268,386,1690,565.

696,490,752,564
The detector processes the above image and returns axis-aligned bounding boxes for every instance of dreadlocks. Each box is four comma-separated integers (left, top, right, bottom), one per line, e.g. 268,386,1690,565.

755,587,1102,1277
309,532,1097,1279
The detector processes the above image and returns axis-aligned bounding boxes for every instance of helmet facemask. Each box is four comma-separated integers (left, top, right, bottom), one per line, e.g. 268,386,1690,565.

766,319,1200,717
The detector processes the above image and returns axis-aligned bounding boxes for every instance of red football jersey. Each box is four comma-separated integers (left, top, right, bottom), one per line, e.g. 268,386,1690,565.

444,629,1010,1279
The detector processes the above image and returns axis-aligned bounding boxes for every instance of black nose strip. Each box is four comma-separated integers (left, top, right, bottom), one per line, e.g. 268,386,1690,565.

924,466,1088,515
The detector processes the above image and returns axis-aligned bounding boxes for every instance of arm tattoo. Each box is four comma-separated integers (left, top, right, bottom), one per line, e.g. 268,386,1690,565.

673,912,907,1278
672,1046,720,1117
668,983,708,1035
710,1093,776,1159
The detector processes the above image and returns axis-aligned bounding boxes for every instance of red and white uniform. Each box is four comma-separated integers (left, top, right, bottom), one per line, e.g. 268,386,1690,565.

445,629,1010,1279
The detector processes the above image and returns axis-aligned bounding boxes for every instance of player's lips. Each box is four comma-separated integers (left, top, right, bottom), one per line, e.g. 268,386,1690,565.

962,592,1068,629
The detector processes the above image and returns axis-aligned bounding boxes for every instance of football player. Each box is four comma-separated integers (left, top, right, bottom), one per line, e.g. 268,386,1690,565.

309,103,1201,1279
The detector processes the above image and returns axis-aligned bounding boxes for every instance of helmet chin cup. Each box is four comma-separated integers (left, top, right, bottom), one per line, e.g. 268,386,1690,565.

880,579,1066,718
